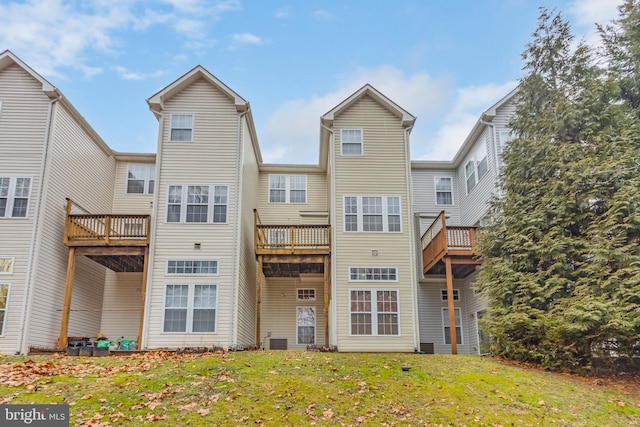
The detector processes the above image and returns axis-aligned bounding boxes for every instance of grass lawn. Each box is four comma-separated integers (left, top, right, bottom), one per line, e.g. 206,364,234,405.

0,350,638,426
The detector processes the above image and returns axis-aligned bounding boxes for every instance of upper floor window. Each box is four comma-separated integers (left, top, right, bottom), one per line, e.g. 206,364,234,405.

344,195,401,232
167,260,218,275
0,177,31,218
169,114,194,142
465,160,476,193
349,267,398,281
166,184,228,224
465,143,489,194
127,164,155,194
435,177,453,205
340,129,363,155
269,175,307,203
0,257,13,274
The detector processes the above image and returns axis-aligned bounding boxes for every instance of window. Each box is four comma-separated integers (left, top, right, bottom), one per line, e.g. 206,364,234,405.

166,185,228,223
268,175,307,204
465,160,476,193
435,177,453,205
349,267,397,281
297,307,316,344
163,284,217,333
0,177,31,218
126,164,155,194
0,283,7,336
169,114,194,142
167,260,218,275
340,129,363,155
297,289,316,301
442,308,462,345
0,258,13,274
477,155,488,179
441,289,460,301
350,290,399,336
343,196,401,232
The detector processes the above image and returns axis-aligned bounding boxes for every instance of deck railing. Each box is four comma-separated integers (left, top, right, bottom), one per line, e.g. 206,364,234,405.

254,210,330,254
421,211,479,272
64,199,150,246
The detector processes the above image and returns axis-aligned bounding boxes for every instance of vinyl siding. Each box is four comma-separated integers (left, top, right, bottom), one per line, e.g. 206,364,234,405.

100,271,142,340
417,277,483,355
257,171,327,224
260,277,326,350
112,160,154,214
0,64,48,353
411,169,461,223
331,95,416,352
458,128,495,226
145,78,240,349
235,117,258,347
25,101,116,350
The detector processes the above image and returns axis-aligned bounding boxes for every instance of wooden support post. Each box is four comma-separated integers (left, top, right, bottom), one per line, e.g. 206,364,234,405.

63,198,73,245
58,247,76,350
445,256,458,355
137,246,150,346
323,255,330,347
256,256,263,347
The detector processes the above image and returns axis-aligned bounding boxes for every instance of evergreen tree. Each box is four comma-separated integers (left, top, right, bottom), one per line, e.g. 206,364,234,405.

478,7,640,370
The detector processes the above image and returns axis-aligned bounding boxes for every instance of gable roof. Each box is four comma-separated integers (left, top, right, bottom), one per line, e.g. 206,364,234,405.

146,65,249,117
320,84,416,128
0,50,58,98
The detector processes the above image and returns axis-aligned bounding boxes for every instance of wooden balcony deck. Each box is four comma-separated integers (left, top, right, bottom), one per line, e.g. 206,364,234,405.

421,211,481,277
64,213,150,247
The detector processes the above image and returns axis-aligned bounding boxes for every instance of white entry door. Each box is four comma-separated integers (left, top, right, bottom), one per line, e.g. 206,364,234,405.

296,307,316,345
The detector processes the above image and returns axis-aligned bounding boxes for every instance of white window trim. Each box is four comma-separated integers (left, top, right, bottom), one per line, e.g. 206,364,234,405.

169,113,194,142
340,128,364,156
296,306,317,345
0,282,9,337
126,163,155,194
268,174,307,204
166,259,219,276
296,288,316,301
440,289,460,301
0,176,32,219
348,288,401,337
162,283,218,334
348,266,399,282
165,184,229,224
0,257,14,274
343,195,402,233
442,307,463,345
434,176,454,206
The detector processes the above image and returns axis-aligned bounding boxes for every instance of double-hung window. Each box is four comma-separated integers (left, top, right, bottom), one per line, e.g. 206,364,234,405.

349,290,399,336
166,185,228,223
268,175,307,203
0,177,31,218
435,177,453,205
343,196,401,232
465,143,489,194
169,114,194,142
442,308,462,345
163,284,217,333
341,129,363,155
126,164,155,194
0,283,8,336
465,160,476,193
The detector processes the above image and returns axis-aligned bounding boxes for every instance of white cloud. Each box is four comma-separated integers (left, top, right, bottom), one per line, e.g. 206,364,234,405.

261,65,451,164
113,65,165,80
231,33,264,45
567,0,624,46
313,9,335,20
418,81,518,161
274,7,289,18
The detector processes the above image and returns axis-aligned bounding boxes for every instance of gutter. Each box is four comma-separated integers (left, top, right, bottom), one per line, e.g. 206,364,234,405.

320,122,336,347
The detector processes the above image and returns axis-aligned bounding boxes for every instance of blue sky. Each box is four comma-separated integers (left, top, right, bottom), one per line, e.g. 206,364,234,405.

0,0,623,164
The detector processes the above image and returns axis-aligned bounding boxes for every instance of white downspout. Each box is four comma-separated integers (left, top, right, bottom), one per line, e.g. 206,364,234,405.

321,123,336,347
17,96,59,354
404,125,419,352
230,107,249,348
140,113,164,349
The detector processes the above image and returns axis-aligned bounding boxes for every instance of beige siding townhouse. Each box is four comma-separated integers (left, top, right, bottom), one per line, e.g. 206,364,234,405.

0,49,519,355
